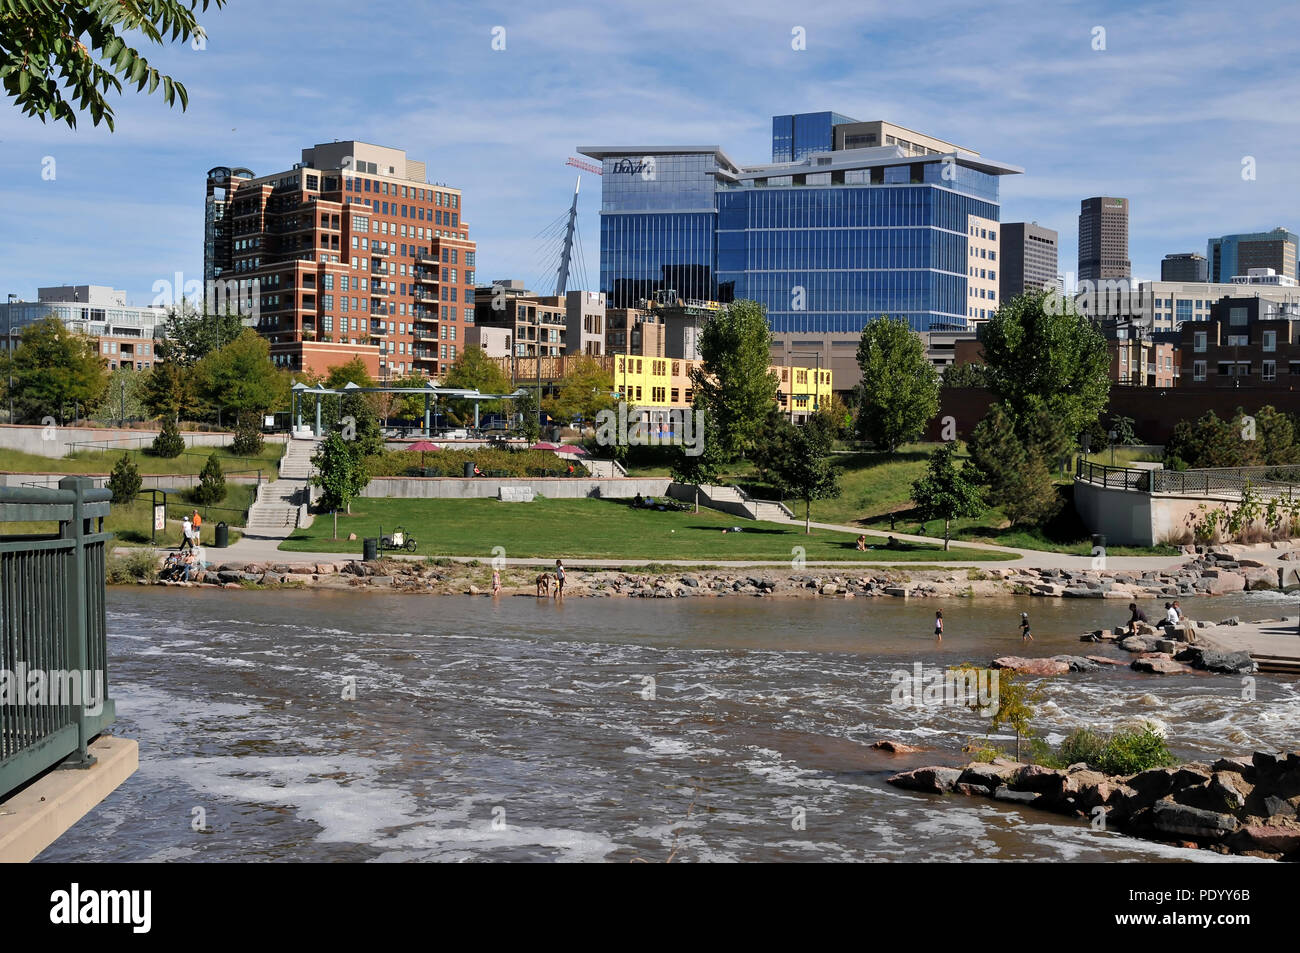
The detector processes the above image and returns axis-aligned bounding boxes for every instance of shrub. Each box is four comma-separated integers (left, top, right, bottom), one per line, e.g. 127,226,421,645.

151,417,185,458
106,551,158,584
107,453,142,505
193,453,227,505
1045,724,1176,775
231,413,264,456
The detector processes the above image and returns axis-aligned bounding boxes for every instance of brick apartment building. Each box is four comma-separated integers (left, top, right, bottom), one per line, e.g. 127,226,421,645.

204,141,476,379
1178,295,1300,388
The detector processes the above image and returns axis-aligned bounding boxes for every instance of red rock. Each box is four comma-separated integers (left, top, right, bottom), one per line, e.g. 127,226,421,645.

1086,655,1126,666
872,740,923,754
992,656,1069,676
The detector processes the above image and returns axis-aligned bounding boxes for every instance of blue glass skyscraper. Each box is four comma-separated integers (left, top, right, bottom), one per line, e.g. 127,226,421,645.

581,119,1021,337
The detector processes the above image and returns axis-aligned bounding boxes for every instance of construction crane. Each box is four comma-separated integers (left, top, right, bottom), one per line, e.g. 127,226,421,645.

565,156,602,176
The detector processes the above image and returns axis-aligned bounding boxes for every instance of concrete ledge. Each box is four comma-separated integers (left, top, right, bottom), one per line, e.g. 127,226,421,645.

0,736,138,863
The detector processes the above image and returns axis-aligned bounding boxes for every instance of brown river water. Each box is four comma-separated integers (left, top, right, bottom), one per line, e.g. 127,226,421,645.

40,588,1300,862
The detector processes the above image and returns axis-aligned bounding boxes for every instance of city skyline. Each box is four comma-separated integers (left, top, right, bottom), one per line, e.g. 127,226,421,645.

1,0,1297,309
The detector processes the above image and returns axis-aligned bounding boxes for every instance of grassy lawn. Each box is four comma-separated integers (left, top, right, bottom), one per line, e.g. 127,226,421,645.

3,488,251,548
279,497,1014,562
0,443,284,477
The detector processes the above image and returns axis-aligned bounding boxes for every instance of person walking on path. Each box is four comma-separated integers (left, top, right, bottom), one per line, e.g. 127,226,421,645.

554,559,566,598
934,610,943,641
180,516,194,552
191,509,203,539
1019,612,1033,642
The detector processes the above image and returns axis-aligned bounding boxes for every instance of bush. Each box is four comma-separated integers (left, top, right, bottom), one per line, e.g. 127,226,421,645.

193,453,227,505
231,413,264,456
151,417,185,458
106,551,158,584
107,453,142,505
1046,724,1176,775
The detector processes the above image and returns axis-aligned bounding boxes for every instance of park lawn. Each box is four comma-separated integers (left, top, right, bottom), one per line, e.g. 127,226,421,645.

2,489,249,548
0,442,284,477
278,497,1015,562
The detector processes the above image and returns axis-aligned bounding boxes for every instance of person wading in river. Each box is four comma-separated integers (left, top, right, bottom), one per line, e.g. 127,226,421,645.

934,610,944,642
1019,612,1033,642
554,559,566,598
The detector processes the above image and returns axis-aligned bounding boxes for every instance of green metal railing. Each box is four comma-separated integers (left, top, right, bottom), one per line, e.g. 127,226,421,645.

0,477,116,800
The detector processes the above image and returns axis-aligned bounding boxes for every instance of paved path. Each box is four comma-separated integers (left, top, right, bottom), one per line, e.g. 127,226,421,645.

1194,618,1300,672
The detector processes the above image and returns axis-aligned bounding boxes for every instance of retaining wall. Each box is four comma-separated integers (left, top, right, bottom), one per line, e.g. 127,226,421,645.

358,476,671,500
0,424,286,458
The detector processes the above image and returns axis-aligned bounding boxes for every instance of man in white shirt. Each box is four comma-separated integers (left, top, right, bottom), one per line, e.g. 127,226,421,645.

180,516,194,552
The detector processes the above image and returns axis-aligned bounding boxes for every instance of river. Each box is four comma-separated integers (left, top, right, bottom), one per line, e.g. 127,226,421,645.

40,588,1300,862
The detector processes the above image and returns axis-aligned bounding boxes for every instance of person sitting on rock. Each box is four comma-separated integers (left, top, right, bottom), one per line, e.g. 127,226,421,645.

1159,602,1180,629
1124,603,1149,636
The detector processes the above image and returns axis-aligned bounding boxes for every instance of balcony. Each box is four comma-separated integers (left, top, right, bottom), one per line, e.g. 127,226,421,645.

413,289,439,303
413,328,439,341
413,269,439,284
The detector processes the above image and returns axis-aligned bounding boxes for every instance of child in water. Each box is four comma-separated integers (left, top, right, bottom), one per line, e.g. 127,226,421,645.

1019,612,1033,641
934,610,943,641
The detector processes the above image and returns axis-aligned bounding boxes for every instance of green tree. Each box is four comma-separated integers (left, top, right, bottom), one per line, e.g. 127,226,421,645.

442,345,512,425
155,301,243,367
93,365,146,424
543,355,615,424
0,0,227,130
107,452,141,505
910,443,984,550
230,413,263,456
941,361,991,388
151,416,184,458
193,453,226,505
669,404,727,513
194,328,284,424
764,412,842,534
1164,410,1265,470
691,299,779,459
854,316,940,451
5,316,108,423
971,667,1045,762
514,387,541,443
967,403,1063,527
310,430,369,514
324,356,375,389
140,358,197,422
979,290,1110,442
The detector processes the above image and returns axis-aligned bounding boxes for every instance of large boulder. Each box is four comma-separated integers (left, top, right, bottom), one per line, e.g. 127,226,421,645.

956,760,1021,790
1051,655,1101,672
1131,657,1194,675
1200,570,1246,594
1148,799,1239,841
887,766,962,794
1173,647,1258,674
991,656,1070,676
1012,763,1068,794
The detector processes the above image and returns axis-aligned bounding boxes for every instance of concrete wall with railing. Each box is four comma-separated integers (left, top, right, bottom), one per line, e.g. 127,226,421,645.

0,424,288,458
359,476,671,500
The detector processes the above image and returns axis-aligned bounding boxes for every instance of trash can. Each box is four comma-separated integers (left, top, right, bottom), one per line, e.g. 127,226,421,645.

1091,533,1106,550
464,461,475,478
363,537,378,561
214,521,229,548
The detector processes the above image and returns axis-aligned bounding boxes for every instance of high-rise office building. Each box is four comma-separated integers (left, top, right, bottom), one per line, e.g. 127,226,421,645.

1078,197,1130,282
581,113,1021,389
204,141,476,379
1161,253,1208,282
1207,228,1297,283
999,223,1059,299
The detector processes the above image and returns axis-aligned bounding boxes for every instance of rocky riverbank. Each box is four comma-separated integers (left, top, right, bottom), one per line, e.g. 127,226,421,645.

887,750,1300,861
114,545,1299,600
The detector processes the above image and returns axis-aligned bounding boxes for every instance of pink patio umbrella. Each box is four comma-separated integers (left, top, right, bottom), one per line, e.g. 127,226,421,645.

407,440,441,468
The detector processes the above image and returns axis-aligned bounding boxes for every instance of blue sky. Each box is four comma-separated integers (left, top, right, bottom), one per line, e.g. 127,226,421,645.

1,0,1297,306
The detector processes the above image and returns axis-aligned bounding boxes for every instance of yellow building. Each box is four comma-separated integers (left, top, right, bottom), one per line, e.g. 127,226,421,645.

613,355,832,422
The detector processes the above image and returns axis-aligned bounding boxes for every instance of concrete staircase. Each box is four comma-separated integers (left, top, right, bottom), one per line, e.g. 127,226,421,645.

666,483,795,522
244,438,318,538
